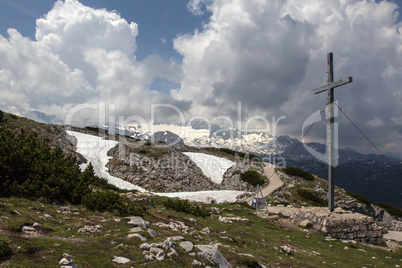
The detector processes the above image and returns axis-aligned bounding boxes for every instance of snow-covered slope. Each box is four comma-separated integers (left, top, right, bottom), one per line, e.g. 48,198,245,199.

67,131,248,203
67,131,147,192
183,152,234,184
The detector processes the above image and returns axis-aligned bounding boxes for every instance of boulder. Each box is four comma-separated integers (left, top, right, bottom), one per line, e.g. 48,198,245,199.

201,227,212,234
299,220,313,228
126,216,149,228
145,254,155,261
167,248,178,257
128,233,147,242
59,253,77,268
280,245,293,255
150,247,164,255
139,243,150,250
205,197,217,204
148,229,159,237
129,227,143,233
170,236,186,241
22,226,36,233
155,251,165,261
112,256,130,264
196,245,232,268
180,241,194,252
192,260,203,266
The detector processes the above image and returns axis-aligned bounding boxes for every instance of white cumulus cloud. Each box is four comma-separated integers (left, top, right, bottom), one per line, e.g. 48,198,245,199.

0,0,186,125
173,0,402,153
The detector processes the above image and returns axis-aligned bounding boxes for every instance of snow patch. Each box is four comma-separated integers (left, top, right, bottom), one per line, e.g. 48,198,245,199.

66,131,147,192
183,152,234,184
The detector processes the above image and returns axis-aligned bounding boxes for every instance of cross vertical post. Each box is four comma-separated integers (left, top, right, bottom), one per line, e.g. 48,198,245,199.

312,53,353,212
327,53,335,212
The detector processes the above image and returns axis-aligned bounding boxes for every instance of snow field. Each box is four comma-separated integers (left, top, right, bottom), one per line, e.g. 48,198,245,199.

67,131,248,203
183,152,235,184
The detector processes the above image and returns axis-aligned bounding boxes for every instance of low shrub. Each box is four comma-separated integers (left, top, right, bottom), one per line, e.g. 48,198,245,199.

297,188,327,206
0,239,12,261
374,202,402,218
346,191,370,205
138,149,148,154
0,128,119,205
82,190,146,217
84,126,108,134
218,148,262,162
282,167,315,181
240,170,265,187
163,198,211,218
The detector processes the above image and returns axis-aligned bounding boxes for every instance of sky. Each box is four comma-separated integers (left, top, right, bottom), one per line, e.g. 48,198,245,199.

0,0,401,156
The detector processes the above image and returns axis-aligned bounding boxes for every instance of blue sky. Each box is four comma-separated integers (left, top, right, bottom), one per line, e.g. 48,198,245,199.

0,0,402,156
0,0,210,61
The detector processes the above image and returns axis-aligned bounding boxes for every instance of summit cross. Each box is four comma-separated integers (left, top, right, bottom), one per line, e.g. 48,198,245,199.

312,52,353,212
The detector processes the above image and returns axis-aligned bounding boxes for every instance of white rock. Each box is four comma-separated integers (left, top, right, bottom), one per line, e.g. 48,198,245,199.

156,251,165,261
180,241,194,252
280,245,293,255
299,220,313,228
112,256,130,264
144,254,155,261
22,226,36,233
128,233,147,242
205,197,217,204
126,216,149,228
148,228,159,237
59,257,73,265
167,248,178,257
201,227,212,234
171,236,186,241
192,259,203,266
196,245,232,268
139,243,150,250
150,247,164,254
129,227,143,233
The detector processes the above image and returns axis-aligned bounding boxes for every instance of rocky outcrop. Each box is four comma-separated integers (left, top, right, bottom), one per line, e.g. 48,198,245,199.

106,142,262,193
221,165,255,191
107,143,221,192
391,221,402,231
150,131,185,145
290,207,385,245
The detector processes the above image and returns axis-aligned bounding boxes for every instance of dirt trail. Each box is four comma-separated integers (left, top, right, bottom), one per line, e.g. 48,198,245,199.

246,162,283,204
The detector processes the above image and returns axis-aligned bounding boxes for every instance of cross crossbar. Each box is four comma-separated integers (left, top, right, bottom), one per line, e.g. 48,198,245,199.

313,77,353,94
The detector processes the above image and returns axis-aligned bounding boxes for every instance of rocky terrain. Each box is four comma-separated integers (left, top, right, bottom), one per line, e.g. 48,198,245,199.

1,193,401,267
105,141,263,193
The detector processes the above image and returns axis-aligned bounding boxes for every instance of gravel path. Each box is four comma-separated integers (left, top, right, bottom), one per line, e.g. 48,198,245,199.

384,231,402,243
245,162,283,205
260,162,284,196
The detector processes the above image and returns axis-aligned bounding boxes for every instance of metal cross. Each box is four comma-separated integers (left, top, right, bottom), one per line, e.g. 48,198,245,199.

312,53,353,211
